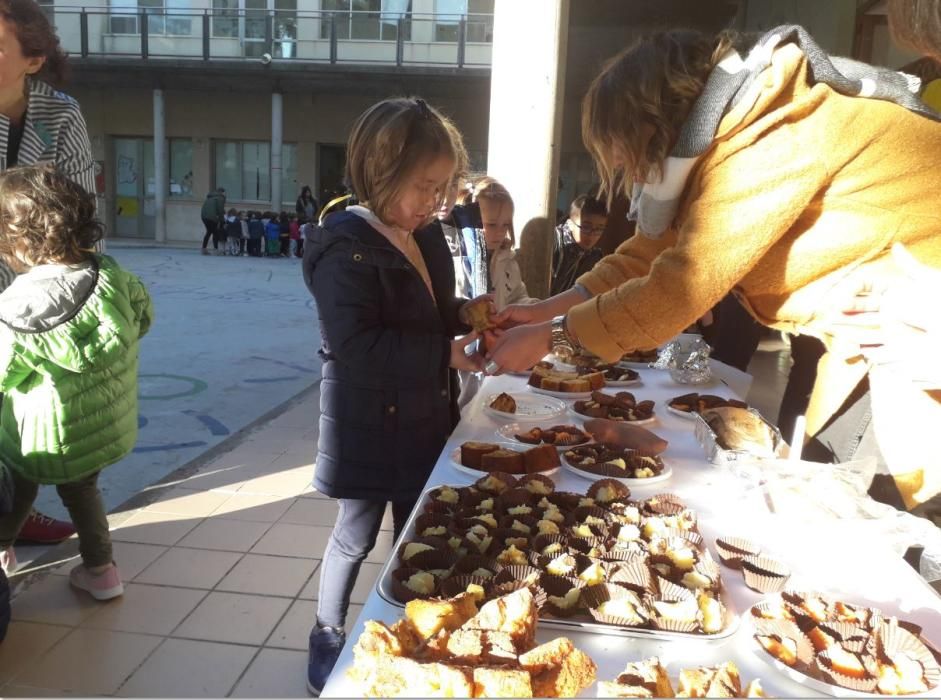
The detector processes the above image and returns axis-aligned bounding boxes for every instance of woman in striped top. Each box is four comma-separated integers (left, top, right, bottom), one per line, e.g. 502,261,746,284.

0,0,97,555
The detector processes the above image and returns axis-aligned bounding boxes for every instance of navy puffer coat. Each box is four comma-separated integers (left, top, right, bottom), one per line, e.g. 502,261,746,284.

303,212,468,501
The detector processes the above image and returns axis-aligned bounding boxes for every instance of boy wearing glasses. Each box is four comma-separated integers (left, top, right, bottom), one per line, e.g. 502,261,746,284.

550,194,608,295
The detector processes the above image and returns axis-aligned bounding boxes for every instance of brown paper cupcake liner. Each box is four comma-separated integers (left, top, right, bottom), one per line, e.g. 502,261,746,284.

415,512,452,533
567,535,608,555
517,473,556,496
583,584,651,628
662,528,704,549
453,554,503,578
408,548,459,573
473,471,518,494
714,536,761,569
422,499,456,516
603,543,649,564
644,495,685,516
493,564,542,586
651,616,699,634
397,536,449,562
741,555,791,594
531,533,568,555
457,490,489,510
824,622,870,653
877,619,941,681
390,567,438,603
545,491,583,511
606,501,643,521
537,552,579,578
586,478,632,504
539,574,585,618
815,652,879,693
752,619,816,668
488,580,548,609
655,576,694,603
439,574,492,599
498,487,538,509
609,560,653,593
573,504,614,525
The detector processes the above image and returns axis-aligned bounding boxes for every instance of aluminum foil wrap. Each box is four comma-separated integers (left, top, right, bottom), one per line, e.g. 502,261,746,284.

653,336,714,384
694,409,787,467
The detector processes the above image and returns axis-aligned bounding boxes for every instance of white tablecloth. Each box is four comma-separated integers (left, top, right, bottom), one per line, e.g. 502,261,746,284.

322,366,941,698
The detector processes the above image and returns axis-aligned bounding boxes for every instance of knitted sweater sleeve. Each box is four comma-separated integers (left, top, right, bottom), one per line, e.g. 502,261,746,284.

567,121,829,361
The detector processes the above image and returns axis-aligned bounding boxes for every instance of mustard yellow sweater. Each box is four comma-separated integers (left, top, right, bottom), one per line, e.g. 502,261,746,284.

570,45,941,419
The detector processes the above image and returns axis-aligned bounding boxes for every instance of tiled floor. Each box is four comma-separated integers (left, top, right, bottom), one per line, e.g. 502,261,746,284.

0,342,792,698
0,398,386,698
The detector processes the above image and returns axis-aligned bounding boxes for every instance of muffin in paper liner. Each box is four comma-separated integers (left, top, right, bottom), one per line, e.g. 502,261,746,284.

741,555,791,593
824,621,872,654
662,527,704,549
606,501,643,524
750,596,798,624
795,616,841,655
650,609,700,633
567,521,610,541
753,618,816,668
408,548,460,573
390,567,439,603
453,512,498,536
644,496,686,516
493,564,542,587
545,491,582,511
453,554,503,579
498,513,539,536
714,536,761,569
876,619,941,690
473,471,518,494
490,528,530,552
537,552,580,578
604,540,649,564
567,535,608,555
573,504,614,524
583,583,652,628
531,533,569,557
498,487,538,511
414,512,452,537
458,489,490,510
427,485,463,507
438,574,492,599
422,499,456,516
487,580,548,609
816,650,880,692
539,574,586,618
609,560,653,593
397,535,450,562
587,478,632,504
517,473,556,497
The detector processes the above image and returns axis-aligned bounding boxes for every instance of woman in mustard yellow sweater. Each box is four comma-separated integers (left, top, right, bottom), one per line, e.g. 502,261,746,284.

486,27,941,517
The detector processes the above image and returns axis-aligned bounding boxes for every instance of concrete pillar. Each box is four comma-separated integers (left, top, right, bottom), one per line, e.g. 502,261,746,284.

153,88,167,243
271,92,283,212
486,0,569,297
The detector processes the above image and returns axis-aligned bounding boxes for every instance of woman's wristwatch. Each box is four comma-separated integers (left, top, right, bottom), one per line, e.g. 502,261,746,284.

550,315,580,362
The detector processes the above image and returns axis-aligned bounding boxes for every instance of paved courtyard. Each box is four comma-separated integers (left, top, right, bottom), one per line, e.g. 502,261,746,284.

33,245,322,520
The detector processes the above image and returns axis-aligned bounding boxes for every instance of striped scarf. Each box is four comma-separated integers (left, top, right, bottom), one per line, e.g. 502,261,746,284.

630,25,940,240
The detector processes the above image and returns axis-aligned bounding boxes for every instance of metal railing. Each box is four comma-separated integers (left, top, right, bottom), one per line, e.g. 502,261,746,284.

53,7,493,67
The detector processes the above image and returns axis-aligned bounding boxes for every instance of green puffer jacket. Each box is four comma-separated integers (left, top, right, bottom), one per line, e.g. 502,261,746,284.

0,255,152,484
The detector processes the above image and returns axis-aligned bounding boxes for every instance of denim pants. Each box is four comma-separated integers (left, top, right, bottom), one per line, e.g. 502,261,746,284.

316,497,416,629
0,470,112,568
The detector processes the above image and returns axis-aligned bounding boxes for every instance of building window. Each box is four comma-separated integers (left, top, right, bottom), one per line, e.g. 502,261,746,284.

320,0,412,41
169,139,194,198
211,0,239,38
109,0,193,36
434,0,492,42
213,141,297,203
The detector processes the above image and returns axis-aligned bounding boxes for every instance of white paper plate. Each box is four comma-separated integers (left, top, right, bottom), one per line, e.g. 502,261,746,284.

496,422,593,450
449,447,561,477
569,409,658,427
482,393,567,422
561,456,673,486
529,385,594,400
666,405,697,421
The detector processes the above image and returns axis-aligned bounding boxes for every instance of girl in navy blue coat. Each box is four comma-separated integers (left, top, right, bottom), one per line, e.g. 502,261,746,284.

302,97,486,694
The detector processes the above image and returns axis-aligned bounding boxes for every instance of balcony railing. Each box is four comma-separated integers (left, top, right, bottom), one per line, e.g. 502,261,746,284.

52,7,493,68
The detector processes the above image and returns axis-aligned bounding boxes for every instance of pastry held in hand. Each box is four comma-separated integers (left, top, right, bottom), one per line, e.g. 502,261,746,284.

701,406,777,457
583,418,668,455
462,297,496,332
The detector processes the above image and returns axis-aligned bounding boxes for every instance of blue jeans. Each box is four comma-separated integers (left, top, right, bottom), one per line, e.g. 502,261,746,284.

315,497,416,628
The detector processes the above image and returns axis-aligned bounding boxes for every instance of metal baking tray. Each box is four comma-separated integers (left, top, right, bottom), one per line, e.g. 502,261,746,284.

694,408,787,467
375,485,741,642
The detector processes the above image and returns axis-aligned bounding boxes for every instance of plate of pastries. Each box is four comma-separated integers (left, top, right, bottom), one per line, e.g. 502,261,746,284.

572,391,657,425
527,361,606,398
667,393,749,420
484,392,567,422
496,422,593,450
453,442,561,477
749,591,941,697
598,656,767,698
562,444,672,485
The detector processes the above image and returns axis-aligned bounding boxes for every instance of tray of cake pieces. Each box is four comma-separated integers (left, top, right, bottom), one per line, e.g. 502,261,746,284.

375,472,740,641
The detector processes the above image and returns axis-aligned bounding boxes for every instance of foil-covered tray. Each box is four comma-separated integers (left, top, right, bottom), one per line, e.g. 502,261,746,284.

374,485,741,642
694,408,788,466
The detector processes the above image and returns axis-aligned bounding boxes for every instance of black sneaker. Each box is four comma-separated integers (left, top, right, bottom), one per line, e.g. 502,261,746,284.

307,624,346,696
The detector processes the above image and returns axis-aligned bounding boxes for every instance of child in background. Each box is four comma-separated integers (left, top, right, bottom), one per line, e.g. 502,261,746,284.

265,213,281,257
0,166,152,599
239,210,249,256
279,212,291,257
224,208,241,257
247,211,265,257
550,194,608,296
302,97,483,694
290,216,303,258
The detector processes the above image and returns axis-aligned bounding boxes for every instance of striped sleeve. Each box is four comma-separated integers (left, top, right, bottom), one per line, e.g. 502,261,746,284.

55,104,96,196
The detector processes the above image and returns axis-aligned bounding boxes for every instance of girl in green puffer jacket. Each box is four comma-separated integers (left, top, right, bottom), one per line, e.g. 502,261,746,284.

0,166,152,601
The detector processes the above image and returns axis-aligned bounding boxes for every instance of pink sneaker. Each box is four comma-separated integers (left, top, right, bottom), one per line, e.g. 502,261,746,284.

69,562,124,601
0,547,16,575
